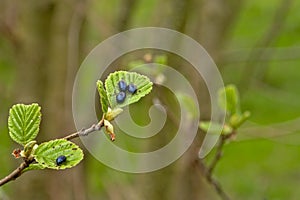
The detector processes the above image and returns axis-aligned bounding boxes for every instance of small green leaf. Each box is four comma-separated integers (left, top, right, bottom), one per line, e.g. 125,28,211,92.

154,55,167,65
22,141,38,158
127,60,145,69
8,103,41,146
229,111,251,129
97,80,109,113
33,139,84,170
199,121,211,132
218,85,240,116
105,71,153,108
22,163,46,173
199,121,233,135
103,119,115,141
176,92,199,119
104,107,123,121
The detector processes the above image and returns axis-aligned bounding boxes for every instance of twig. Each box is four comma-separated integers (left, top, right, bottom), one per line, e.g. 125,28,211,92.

0,119,105,187
0,18,20,48
207,131,236,175
240,0,293,89
0,159,31,187
199,131,237,200
63,119,104,141
207,136,226,176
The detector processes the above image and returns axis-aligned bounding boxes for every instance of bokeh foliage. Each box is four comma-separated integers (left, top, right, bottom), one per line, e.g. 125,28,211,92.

0,0,300,199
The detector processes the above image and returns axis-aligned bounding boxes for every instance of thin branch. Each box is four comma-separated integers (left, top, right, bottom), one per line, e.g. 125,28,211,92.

199,131,237,200
240,0,293,89
0,18,20,48
207,136,226,176
197,158,231,200
0,119,105,187
0,160,30,186
222,46,300,64
63,119,104,141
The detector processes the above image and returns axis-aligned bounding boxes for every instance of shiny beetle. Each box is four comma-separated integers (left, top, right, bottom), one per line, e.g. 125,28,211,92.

56,155,67,166
127,83,137,94
118,80,127,91
116,91,126,103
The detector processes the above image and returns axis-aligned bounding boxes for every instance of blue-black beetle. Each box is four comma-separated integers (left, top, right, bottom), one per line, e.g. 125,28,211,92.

116,91,126,103
56,155,67,166
118,80,127,91
127,83,137,94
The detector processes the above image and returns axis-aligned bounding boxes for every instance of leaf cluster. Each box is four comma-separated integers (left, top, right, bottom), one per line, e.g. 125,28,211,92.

8,104,83,171
200,84,250,135
97,71,153,140
6,71,153,173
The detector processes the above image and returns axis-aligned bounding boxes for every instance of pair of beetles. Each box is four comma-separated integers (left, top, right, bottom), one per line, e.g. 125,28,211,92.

116,80,137,103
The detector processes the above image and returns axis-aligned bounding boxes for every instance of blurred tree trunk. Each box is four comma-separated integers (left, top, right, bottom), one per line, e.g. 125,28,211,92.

116,0,138,32
1,0,247,199
116,0,243,199
166,0,243,199
194,0,243,63
165,0,193,32
239,0,293,90
5,1,88,199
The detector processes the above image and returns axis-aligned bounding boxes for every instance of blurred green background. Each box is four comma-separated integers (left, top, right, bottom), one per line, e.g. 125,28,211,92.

1,0,300,199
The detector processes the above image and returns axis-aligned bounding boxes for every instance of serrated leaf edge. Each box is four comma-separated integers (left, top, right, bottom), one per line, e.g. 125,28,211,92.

8,103,41,146
104,71,153,108
33,139,84,170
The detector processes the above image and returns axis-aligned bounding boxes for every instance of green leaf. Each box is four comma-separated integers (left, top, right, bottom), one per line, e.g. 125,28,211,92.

218,85,240,116
22,163,46,173
33,139,84,170
176,92,199,119
127,60,145,69
154,55,168,65
103,119,115,141
105,71,153,108
22,141,37,158
104,107,123,121
229,111,251,129
199,121,233,135
8,103,41,146
97,80,109,113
